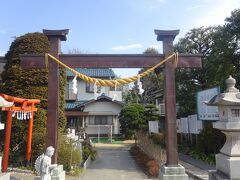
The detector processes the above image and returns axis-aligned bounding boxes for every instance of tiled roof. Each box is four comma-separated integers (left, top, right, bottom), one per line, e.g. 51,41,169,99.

66,68,115,78
76,94,124,108
65,101,87,110
65,95,123,110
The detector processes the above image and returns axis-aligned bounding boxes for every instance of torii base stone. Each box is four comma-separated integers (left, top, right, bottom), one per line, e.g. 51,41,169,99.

159,164,188,180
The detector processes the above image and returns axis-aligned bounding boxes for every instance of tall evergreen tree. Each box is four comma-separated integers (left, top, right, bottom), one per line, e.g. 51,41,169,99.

0,32,66,165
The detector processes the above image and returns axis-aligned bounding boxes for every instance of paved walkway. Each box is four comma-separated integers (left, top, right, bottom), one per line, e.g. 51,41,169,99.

9,142,215,180
179,153,215,180
78,147,154,180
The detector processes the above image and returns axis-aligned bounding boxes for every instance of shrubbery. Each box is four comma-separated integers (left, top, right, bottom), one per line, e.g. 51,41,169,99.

82,139,97,161
149,133,165,147
58,135,81,172
130,146,159,178
119,103,161,139
119,103,145,139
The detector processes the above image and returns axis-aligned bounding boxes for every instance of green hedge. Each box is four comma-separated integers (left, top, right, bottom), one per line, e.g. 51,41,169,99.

0,32,66,166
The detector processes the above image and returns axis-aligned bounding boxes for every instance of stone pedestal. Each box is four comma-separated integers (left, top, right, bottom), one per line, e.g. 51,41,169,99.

216,153,240,179
210,128,240,179
34,165,65,180
159,164,188,180
0,156,10,180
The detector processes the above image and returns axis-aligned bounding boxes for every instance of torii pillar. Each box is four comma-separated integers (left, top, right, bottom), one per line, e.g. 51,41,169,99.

43,29,69,163
156,30,188,179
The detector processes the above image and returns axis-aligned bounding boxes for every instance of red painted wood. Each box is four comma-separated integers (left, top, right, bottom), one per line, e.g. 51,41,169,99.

0,94,40,170
0,94,40,104
2,111,13,172
26,112,34,162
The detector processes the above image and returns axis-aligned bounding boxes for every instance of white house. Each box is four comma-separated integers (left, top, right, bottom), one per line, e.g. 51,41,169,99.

65,68,123,136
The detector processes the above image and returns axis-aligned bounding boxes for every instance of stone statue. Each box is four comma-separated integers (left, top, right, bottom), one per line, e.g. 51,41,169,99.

35,146,57,180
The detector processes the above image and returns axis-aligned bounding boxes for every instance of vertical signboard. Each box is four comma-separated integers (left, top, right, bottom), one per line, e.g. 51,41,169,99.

197,87,220,121
148,121,159,134
188,114,203,134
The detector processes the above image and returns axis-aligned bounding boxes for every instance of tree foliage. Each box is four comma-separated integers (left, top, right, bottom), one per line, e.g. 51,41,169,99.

119,103,160,138
123,89,139,104
143,47,159,55
175,9,240,154
175,26,218,117
0,32,66,165
0,33,50,165
119,103,145,138
175,9,240,117
140,48,164,104
144,104,160,122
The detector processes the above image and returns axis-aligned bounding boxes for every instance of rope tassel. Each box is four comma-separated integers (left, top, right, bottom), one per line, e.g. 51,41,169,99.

112,83,118,101
94,81,98,100
137,76,144,95
72,75,78,94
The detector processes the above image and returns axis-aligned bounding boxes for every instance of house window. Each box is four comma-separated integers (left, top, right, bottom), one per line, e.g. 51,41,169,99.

88,116,95,125
231,109,240,117
86,83,101,93
88,116,113,125
95,116,108,125
107,117,113,125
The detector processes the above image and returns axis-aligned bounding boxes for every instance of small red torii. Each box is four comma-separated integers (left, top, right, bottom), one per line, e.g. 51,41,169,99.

0,94,40,172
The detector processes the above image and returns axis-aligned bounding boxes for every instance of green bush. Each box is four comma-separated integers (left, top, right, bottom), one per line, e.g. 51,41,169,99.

82,140,97,161
58,136,81,172
119,103,145,139
189,149,215,165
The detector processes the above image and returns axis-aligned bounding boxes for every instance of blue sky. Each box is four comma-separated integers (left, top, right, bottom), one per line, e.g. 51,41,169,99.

1,0,240,77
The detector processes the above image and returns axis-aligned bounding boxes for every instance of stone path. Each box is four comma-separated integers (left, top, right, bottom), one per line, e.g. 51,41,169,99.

179,153,215,180
78,147,154,180
9,142,215,180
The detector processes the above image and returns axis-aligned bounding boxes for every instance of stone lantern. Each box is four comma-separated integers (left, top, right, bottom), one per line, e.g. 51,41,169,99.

207,76,240,179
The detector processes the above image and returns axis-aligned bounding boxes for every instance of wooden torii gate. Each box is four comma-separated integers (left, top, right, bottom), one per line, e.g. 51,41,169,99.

20,29,201,176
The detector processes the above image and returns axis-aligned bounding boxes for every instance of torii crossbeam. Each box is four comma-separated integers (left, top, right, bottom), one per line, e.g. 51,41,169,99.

20,29,201,178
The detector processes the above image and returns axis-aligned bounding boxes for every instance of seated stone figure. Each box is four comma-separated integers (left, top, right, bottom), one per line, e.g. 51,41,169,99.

35,146,57,180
